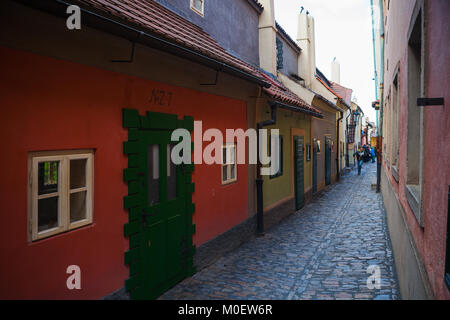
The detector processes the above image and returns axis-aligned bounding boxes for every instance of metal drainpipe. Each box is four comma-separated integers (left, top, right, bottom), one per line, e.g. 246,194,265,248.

336,110,344,181
376,0,385,193
256,104,277,236
345,112,352,167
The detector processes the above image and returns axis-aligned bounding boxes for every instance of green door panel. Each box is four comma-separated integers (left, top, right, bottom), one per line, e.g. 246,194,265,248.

166,215,183,279
123,109,196,300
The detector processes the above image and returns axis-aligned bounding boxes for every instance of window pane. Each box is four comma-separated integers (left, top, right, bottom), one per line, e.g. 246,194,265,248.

167,145,177,200
222,147,227,164
230,146,235,164
230,164,236,180
38,196,58,232
38,161,59,195
193,0,203,11
70,191,87,223
70,159,87,189
222,165,228,182
148,144,160,205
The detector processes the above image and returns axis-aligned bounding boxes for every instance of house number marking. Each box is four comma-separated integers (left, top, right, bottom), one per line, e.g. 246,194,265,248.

149,89,173,107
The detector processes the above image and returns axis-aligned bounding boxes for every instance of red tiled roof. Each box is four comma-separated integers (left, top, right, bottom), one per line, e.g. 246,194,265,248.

73,0,319,116
75,0,267,84
246,0,264,13
259,72,322,116
330,81,353,106
315,76,346,111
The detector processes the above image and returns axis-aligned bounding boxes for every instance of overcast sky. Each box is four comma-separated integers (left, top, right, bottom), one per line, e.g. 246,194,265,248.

274,0,376,121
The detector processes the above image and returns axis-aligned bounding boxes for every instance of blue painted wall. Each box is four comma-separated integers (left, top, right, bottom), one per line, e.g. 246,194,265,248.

276,35,299,77
156,0,260,66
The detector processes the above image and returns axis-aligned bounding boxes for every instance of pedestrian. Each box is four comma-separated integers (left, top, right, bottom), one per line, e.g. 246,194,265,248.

354,147,364,175
364,145,371,162
371,146,376,163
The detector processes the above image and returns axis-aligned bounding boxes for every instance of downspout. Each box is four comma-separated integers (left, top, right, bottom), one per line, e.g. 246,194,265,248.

376,0,385,193
336,110,344,181
256,103,277,236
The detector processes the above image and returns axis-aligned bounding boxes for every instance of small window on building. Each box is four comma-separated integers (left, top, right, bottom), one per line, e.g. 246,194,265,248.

190,0,204,16
270,135,283,178
222,144,237,185
316,139,321,154
29,150,94,241
306,143,311,162
391,71,400,178
406,5,424,225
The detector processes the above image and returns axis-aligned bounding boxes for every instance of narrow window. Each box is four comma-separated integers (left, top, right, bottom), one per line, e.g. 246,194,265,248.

270,135,283,178
316,139,321,154
391,71,400,181
29,151,94,241
167,144,177,201
306,143,311,162
190,0,204,16
148,144,160,206
221,144,237,185
405,7,424,225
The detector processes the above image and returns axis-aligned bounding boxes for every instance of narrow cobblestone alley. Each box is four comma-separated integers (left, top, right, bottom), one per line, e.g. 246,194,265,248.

161,162,400,300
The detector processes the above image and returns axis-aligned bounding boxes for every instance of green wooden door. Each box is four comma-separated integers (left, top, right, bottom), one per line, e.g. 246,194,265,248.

325,136,331,185
294,136,305,210
123,110,196,300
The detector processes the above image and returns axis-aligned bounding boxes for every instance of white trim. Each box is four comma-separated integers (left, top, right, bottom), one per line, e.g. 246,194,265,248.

221,144,237,185
29,151,94,241
190,0,204,16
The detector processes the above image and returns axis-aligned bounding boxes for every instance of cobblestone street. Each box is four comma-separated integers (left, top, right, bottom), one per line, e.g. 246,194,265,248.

161,162,400,300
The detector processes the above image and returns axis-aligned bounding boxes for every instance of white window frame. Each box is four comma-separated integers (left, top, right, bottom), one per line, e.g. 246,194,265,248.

190,0,204,16
221,144,237,185
28,150,94,241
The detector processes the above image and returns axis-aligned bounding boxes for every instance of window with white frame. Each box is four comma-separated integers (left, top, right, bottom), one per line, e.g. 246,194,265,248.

190,0,204,16
221,144,237,184
29,150,94,241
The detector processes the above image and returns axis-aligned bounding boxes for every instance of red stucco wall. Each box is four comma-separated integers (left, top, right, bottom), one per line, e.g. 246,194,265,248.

0,46,249,299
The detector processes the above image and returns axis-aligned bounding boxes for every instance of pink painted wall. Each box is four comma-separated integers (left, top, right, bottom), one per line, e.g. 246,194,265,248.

421,0,450,300
383,0,450,299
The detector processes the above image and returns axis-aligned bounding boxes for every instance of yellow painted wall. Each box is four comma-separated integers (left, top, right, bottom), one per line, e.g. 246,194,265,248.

258,100,312,210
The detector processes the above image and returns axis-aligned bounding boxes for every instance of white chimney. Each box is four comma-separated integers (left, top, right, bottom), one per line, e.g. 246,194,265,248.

332,58,340,84
258,0,277,75
297,11,316,88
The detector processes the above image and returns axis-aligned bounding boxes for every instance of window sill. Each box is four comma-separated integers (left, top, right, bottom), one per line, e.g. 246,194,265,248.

405,184,423,227
270,173,283,180
221,179,238,186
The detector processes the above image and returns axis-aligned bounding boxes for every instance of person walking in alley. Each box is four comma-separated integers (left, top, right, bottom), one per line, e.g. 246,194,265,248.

355,147,364,175
371,146,376,163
